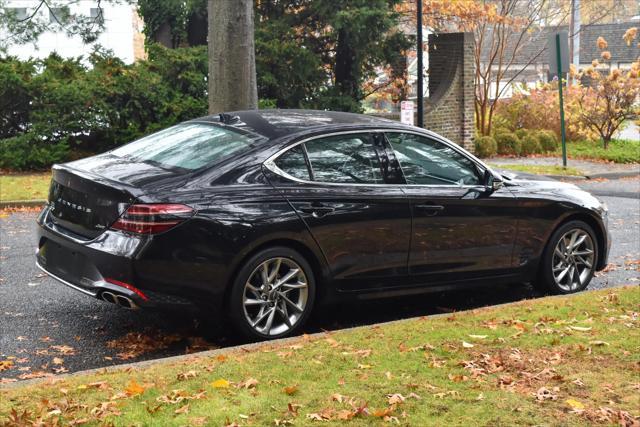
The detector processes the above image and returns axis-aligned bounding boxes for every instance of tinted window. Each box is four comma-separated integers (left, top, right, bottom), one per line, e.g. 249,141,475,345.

305,134,383,184
274,145,311,180
386,133,481,185
111,123,262,172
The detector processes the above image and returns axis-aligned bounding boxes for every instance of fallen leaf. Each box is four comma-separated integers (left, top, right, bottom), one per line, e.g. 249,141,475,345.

52,357,64,365
211,379,230,389
283,385,298,395
0,360,14,371
177,370,198,381
336,409,355,420
468,334,488,339
174,404,190,415
237,378,259,389
565,399,585,410
588,340,610,346
534,386,558,401
387,394,405,405
373,406,394,417
124,379,145,396
331,393,348,403
568,326,592,332
189,417,208,426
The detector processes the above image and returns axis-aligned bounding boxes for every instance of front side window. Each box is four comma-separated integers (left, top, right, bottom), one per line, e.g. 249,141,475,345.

386,133,481,186
305,134,383,184
111,123,262,172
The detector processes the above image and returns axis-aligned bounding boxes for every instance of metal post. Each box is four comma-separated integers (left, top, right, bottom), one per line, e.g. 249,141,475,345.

416,0,424,128
556,33,568,168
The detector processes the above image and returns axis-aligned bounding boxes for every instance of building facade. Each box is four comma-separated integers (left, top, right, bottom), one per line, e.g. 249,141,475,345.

1,0,145,63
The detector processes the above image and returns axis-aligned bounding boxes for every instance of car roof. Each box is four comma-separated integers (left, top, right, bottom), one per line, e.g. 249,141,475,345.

190,109,407,140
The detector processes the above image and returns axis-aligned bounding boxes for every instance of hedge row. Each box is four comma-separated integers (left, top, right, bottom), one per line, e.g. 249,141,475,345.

473,129,559,158
0,45,209,170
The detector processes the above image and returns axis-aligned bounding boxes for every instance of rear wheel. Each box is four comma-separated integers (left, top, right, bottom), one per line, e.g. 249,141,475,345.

535,220,598,294
228,247,315,340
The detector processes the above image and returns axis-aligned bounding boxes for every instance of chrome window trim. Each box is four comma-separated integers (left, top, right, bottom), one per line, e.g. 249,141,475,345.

263,128,493,189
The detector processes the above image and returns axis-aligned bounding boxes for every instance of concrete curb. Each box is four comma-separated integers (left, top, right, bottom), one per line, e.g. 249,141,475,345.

538,171,639,182
586,171,640,180
543,174,587,181
0,199,46,209
2,290,581,391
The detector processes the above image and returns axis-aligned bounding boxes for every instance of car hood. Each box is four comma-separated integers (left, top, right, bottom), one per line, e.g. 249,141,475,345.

498,169,604,210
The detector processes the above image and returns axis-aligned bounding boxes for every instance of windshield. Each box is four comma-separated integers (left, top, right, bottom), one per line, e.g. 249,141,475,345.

110,123,263,171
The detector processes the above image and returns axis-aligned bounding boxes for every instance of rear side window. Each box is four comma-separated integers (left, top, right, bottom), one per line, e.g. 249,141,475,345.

111,123,262,172
274,145,311,180
305,134,383,184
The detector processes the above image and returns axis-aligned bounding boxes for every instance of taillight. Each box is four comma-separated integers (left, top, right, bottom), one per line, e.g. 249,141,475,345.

111,204,194,235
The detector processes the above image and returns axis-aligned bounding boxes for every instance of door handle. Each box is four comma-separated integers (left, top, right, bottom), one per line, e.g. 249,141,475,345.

415,204,445,216
297,203,335,217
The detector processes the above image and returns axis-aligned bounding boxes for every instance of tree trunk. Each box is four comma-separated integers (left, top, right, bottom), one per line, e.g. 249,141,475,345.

334,29,359,100
208,0,258,113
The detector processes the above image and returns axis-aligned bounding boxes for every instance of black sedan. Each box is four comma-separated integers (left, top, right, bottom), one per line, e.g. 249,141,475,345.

36,110,610,340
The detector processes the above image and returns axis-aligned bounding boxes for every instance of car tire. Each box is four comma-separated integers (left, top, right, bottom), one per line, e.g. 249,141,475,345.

534,220,598,295
228,247,316,341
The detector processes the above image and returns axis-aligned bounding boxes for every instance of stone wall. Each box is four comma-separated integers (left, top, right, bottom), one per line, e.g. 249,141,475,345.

424,32,475,151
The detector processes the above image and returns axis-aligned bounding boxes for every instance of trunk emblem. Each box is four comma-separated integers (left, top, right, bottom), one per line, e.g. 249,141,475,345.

55,197,92,213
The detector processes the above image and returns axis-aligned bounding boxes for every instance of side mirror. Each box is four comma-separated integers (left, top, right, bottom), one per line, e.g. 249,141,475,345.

484,170,504,192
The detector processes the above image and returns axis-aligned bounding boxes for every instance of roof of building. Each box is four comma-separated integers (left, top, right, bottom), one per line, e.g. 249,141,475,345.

481,22,639,66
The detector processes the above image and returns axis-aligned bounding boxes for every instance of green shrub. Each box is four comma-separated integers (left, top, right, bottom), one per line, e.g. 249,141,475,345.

536,130,558,152
0,135,69,170
515,129,528,140
520,134,543,156
474,135,498,158
495,132,522,156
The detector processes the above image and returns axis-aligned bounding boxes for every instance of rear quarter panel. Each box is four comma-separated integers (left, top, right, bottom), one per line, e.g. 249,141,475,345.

134,182,327,308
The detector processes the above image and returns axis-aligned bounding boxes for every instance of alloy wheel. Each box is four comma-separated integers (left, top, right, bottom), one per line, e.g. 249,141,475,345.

242,257,309,336
552,228,595,292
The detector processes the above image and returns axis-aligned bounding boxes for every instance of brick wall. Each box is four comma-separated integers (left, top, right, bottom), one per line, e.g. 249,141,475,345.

424,32,475,151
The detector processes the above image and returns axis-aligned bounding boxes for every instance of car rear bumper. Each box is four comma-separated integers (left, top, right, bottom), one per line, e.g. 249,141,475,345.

36,207,196,310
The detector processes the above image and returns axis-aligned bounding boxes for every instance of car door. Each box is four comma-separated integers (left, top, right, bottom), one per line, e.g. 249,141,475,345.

383,131,519,284
264,131,411,291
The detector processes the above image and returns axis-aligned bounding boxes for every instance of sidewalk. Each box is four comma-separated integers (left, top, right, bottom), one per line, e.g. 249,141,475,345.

490,156,640,179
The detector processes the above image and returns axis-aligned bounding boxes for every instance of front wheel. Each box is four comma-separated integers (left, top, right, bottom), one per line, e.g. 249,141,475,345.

228,247,315,341
535,220,598,294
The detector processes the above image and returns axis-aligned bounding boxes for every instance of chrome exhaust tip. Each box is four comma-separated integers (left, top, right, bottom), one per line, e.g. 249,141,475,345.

101,291,117,304
115,294,137,309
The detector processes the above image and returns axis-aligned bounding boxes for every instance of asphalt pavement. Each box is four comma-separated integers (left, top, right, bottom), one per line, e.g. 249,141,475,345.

1,177,638,382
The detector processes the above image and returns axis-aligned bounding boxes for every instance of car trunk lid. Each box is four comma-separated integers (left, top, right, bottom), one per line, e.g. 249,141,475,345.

48,165,138,239
48,155,186,239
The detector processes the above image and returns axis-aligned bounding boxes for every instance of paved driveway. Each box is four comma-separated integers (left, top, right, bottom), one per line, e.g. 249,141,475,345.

1,178,638,381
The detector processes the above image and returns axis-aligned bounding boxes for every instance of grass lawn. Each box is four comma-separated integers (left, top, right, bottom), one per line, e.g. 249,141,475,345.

491,164,583,176
1,287,638,426
0,173,51,202
558,139,640,164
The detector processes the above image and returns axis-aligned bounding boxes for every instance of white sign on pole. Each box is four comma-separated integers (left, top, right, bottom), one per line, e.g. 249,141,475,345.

400,101,415,126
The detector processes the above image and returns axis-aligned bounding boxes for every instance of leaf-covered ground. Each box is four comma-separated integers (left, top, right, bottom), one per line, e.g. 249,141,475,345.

0,173,50,202
1,287,638,426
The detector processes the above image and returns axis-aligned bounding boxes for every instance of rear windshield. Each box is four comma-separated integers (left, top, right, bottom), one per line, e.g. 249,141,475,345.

110,123,263,171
